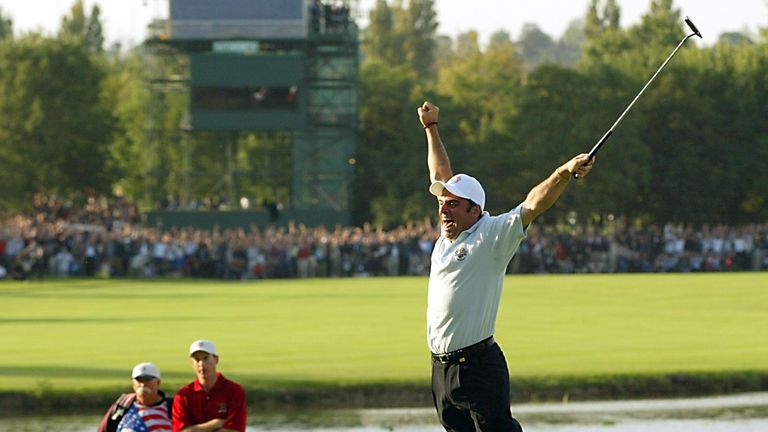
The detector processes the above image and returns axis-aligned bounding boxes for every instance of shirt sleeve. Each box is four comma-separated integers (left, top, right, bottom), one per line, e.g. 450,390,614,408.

222,384,247,432
488,205,527,261
171,391,191,432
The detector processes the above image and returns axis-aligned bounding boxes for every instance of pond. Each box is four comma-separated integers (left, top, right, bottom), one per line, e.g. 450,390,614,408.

2,392,767,431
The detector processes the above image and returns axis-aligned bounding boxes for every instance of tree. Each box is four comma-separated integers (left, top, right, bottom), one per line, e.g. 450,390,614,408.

603,0,621,29
585,0,621,39
0,35,117,208
489,30,512,48
717,32,753,46
132,47,189,207
353,61,430,226
493,64,650,220
581,0,629,66
0,6,12,40
403,0,438,76
556,19,586,66
59,0,86,39
518,23,556,69
455,30,481,58
364,0,400,64
85,4,105,53
59,0,104,53
637,37,768,223
356,0,768,225
434,34,525,213
630,0,682,49
574,0,768,223
101,50,149,201
363,0,438,76
433,34,453,69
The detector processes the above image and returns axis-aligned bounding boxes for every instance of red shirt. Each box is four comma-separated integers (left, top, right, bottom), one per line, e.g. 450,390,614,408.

172,373,246,432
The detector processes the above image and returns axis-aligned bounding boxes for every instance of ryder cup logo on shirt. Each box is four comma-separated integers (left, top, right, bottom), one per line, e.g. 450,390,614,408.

217,402,228,415
454,246,468,261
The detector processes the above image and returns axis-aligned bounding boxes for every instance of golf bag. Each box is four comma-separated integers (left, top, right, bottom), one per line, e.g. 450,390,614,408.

97,391,173,432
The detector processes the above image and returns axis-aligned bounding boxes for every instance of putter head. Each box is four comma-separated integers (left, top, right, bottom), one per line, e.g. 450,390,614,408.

685,16,702,39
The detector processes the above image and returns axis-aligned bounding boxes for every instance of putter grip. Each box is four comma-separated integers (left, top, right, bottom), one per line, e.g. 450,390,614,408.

574,130,612,179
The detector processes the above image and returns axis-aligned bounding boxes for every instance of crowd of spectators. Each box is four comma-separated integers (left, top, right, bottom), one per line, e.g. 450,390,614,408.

1,194,767,281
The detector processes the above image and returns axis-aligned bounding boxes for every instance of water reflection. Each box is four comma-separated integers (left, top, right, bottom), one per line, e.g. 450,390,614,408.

2,392,767,431
3,418,768,432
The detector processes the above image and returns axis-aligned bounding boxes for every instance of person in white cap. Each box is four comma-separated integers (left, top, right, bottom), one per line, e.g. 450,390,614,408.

171,339,246,432
97,362,173,432
418,101,593,431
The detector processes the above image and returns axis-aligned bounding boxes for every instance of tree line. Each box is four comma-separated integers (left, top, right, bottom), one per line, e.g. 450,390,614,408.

355,0,768,227
0,0,766,228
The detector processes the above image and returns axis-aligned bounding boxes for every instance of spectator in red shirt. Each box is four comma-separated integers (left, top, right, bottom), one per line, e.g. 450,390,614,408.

172,340,247,432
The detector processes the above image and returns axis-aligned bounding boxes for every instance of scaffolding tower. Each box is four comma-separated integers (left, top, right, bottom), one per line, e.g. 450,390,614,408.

143,0,359,226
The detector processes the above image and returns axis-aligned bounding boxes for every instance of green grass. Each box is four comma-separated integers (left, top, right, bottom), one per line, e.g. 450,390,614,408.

0,273,766,397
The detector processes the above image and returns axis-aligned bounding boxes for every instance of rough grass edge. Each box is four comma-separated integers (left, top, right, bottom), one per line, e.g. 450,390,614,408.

2,370,768,416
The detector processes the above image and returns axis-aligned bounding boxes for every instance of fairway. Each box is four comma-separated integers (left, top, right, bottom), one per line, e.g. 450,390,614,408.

1,274,767,396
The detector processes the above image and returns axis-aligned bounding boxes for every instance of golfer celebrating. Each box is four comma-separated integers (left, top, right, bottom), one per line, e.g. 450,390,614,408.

418,101,593,431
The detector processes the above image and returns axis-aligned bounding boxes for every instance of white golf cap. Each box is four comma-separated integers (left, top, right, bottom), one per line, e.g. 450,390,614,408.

189,339,218,356
429,173,486,211
131,362,161,380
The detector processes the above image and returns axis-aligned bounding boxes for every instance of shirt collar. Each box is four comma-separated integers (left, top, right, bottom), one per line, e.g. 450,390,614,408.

448,211,488,242
193,372,223,392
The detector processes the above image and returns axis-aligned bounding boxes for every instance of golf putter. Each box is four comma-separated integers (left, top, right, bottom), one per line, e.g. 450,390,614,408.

574,16,702,179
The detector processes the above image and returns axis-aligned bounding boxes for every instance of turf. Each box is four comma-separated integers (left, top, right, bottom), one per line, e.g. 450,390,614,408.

0,274,766,395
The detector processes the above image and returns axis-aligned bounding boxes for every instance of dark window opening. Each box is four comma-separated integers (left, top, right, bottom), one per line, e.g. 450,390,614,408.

192,86,299,111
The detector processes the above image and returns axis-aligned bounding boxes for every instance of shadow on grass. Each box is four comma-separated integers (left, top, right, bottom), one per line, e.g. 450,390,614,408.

0,316,193,324
0,365,190,381
0,291,221,300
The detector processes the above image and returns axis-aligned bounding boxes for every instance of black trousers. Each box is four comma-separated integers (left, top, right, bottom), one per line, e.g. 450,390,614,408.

431,342,523,432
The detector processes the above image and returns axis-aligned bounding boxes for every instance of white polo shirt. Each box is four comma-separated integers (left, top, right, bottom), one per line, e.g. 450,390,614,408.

427,205,528,354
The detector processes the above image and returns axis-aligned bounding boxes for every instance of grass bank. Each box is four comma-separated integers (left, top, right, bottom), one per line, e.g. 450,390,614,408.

1,274,766,414
3,370,768,416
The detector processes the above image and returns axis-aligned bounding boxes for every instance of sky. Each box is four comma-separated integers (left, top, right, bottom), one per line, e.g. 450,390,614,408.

0,0,766,48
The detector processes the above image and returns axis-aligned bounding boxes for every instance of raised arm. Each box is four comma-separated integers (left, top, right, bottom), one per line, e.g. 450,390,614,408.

418,101,453,182
520,153,594,227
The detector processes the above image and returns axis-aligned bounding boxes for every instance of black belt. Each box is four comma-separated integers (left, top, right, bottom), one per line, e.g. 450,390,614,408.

431,336,495,364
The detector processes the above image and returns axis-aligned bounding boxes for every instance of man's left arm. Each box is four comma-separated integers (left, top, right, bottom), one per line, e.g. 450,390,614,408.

520,154,594,227
220,385,247,432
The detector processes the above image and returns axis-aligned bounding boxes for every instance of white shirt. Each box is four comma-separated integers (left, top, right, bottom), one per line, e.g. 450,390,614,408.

427,206,527,354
